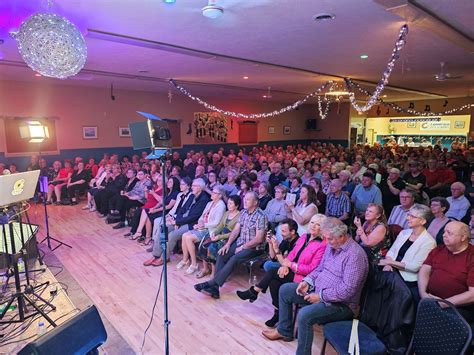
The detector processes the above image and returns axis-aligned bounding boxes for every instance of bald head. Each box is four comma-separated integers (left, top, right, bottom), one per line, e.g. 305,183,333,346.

443,221,470,253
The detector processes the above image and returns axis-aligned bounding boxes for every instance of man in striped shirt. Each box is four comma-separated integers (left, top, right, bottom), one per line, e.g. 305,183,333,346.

325,179,351,222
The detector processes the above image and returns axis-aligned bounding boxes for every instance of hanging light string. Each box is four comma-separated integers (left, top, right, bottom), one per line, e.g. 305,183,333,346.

347,78,474,116
169,79,333,119
317,95,331,120
346,24,409,113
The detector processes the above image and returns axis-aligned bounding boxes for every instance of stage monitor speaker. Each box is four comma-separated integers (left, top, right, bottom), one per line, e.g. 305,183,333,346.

18,305,107,355
306,119,317,130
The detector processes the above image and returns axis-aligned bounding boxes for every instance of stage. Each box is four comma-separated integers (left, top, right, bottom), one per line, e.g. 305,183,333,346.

4,202,334,354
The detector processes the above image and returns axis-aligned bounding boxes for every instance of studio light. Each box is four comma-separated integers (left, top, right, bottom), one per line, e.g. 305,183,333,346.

19,121,50,143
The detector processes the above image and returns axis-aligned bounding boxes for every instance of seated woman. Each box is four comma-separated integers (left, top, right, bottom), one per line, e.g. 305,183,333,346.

49,160,73,204
178,186,227,275
65,162,90,205
236,214,327,328
108,168,139,215
112,169,150,228
426,197,451,245
309,177,327,213
257,182,272,210
286,184,318,235
379,204,436,302
82,164,111,212
354,203,389,263
204,171,221,196
129,177,180,245
45,160,62,204
197,195,241,279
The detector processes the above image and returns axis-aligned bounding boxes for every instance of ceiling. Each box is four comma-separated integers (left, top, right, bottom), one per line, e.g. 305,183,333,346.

0,0,473,103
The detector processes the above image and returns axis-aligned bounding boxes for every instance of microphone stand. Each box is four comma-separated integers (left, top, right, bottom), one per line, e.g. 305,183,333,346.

147,148,170,355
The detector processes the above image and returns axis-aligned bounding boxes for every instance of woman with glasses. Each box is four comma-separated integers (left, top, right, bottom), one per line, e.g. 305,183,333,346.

178,186,226,275
379,204,436,301
427,197,451,245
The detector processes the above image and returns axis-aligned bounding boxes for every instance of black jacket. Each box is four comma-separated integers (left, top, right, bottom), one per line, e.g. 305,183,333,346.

360,268,415,355
175,192,210,229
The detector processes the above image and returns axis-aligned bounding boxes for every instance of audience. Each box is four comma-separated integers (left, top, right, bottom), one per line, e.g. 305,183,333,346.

5,139,474,351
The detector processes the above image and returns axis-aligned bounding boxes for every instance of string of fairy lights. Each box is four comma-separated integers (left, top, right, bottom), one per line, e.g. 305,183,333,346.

169,24,473,120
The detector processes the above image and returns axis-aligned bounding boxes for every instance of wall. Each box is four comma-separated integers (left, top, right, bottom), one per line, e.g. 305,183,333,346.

0,80,350,168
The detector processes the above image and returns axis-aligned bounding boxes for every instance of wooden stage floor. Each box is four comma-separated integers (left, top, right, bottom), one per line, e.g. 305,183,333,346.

26,202,335,354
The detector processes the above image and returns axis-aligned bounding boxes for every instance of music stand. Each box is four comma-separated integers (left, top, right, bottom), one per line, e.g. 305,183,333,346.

38,176,72,251
0,172,57,326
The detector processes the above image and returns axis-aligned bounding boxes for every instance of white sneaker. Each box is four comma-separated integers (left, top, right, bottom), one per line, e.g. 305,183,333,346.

176,260,189,270
185,264,199,275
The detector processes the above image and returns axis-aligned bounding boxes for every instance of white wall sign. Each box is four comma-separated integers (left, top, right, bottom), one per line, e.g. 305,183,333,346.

420,121,451,130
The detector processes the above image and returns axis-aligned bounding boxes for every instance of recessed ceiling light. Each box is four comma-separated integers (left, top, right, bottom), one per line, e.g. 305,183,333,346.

243,76,249,80
202,1,224,19
163,0,176,3
382,95,388,98
360,54,369,59
262,95,267,98
313,13,336,22
34,73,42,77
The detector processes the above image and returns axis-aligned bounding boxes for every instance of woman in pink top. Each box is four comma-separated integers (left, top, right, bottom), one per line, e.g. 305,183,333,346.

236,214,327,327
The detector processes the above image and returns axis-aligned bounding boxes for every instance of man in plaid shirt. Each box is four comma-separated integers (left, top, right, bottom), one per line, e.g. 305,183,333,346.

263,218,368,355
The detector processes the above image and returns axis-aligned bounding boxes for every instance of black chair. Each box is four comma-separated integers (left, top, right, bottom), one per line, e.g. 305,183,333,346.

406,298,472,355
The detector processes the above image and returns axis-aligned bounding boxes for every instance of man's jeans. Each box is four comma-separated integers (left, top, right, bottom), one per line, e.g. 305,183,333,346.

277,283,353,355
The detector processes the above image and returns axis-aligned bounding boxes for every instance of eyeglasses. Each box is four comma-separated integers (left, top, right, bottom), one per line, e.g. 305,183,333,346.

407,214,421,219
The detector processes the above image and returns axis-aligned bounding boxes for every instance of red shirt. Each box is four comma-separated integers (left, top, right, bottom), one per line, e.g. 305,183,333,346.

439,167,456,185
143,188,162,209
422,168,443,188
424,245,474,299
58,167,73,179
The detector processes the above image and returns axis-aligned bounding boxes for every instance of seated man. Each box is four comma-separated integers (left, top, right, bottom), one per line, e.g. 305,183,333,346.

194,191,267,299
351,172,382,218
144,178,209,266
262,218,299,272
325,179,351,222
262,217,368,354
446,182,471,221
387,189,416,229
418,221,474,322
264,184,289,231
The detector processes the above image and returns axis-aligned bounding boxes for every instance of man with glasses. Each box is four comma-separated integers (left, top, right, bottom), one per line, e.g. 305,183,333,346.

388,189,416,229
325,179,351,223
446,182,471,221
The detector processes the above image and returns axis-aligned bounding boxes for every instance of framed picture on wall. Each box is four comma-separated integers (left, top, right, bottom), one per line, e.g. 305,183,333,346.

83,126,98,139
283,126,291,135
119,126,131,137
407,122,416,128
268,126,275,134
455,121,465,129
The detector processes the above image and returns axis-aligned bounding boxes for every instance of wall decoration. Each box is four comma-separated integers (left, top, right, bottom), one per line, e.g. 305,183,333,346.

407,122,416,128
268,126,275,134
119,126,131,137
455,121,465,129
83,126,98,139
283,126,291,135
193,112,228,143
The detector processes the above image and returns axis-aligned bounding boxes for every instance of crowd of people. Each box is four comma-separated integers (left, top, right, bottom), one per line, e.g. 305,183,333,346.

5,140,474,354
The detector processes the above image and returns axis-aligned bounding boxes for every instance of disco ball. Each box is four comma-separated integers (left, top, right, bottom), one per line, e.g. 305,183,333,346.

11,13,87,79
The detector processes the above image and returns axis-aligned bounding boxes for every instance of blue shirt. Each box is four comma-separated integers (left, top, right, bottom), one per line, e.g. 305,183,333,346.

351,184,382,214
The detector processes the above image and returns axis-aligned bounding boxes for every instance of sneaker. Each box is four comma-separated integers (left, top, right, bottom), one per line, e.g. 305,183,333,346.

185,264,199,275
236,286,258,303
176,259,189,270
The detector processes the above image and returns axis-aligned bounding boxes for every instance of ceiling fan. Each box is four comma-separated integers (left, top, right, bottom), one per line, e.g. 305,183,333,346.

434,62,462,81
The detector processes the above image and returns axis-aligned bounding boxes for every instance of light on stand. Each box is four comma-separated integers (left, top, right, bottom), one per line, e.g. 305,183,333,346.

19,121,49,143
